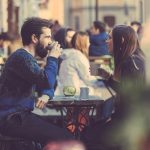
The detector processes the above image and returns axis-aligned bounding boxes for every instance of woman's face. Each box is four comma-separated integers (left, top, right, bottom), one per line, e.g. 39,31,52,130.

65,30,75,48
106,31,113,54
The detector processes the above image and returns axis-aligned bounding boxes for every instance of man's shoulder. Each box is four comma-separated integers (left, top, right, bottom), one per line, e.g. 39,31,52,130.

9,48,33,61
12,48,31,57
6,48,35,66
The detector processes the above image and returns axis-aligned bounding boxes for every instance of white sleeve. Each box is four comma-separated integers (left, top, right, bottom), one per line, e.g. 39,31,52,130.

75,55,97,86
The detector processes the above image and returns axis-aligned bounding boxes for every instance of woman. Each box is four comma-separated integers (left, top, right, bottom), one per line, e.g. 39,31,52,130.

55,31,101,133
55,31,99,96
81,25,145,150
54,28,75,49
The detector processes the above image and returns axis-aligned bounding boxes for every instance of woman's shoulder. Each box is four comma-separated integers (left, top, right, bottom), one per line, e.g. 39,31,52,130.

125,52,144,63
123,54,145,72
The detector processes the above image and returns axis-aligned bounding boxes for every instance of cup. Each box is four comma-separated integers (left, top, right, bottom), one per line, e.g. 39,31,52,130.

80,87,89,100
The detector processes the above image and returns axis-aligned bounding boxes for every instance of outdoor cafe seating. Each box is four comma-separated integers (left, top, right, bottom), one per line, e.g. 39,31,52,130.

46,95,104,139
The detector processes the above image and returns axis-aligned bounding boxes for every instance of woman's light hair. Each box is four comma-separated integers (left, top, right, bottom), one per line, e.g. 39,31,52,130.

71,31,89,58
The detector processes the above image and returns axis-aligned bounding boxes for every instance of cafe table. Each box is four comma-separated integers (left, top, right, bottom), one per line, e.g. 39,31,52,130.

46,95,104,139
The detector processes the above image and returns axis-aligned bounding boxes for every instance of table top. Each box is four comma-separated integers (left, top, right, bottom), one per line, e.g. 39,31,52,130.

47,95,104,107
89,55,112,61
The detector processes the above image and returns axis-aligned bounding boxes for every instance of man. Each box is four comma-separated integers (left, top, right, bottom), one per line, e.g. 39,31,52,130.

0,32,10,57
89,21,109,56
0,17,73,145
130,21,143,42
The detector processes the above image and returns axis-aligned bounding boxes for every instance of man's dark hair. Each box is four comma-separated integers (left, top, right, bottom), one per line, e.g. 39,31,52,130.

21,17,53,46
93,21,106,33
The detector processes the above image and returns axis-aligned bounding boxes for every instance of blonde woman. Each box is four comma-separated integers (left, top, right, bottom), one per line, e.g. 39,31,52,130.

55,31,99,96
55,31,102,132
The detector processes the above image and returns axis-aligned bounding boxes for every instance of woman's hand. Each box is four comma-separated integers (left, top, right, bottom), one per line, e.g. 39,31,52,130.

98,68,111,80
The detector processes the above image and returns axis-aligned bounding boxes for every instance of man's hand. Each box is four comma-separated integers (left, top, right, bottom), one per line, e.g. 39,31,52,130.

48,41,62,58
36,95,49,109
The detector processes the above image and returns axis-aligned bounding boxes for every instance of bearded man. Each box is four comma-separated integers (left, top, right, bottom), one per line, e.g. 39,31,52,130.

0,17,73,146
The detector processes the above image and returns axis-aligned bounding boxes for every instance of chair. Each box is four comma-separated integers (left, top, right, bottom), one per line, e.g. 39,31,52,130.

89,55,113,76
89,54,112,63
0,133,42,150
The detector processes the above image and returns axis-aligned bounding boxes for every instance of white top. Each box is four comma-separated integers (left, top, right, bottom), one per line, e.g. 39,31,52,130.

55,48,101,96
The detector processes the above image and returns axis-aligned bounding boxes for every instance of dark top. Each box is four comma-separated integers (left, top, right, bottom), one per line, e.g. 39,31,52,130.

89,32,110,56
81,53,146,149
0,49,58,119
107,53,145,93
105,53,145,119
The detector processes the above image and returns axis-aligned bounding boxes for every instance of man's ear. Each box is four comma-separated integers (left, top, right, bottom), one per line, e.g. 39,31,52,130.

31,34,38,44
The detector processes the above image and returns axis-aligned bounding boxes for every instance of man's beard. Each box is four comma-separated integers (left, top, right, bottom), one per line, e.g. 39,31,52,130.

35,42,48,58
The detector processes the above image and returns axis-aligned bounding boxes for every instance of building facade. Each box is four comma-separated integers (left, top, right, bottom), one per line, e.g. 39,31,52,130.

1,0,149,35
0,0,8,32
64,0,147,30
1,0,64,37
143,0,150,23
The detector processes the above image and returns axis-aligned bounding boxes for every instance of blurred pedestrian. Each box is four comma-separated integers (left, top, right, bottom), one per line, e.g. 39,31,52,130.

0,32,11,57
130,21,143,42
51,20,62,35
89,21,110,56
54,28,75,49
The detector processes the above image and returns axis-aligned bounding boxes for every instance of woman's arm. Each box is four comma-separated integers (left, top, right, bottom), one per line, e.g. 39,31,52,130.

75,55,97,86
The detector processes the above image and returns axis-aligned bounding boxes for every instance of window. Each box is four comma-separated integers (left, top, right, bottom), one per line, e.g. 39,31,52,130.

104,16,115,28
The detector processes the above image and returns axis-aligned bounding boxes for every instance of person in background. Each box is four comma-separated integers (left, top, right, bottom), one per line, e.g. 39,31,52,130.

0,17,73,147
81,25,145,150
53,28,75,90
89,21,110,56
130,21,143,42
0,32,11,57
54,28,75,49
51,20,62,35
